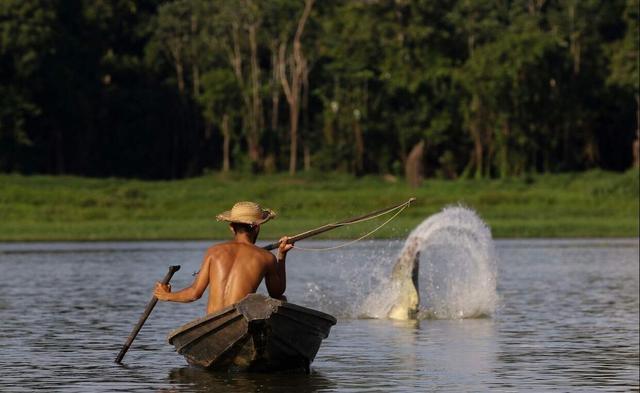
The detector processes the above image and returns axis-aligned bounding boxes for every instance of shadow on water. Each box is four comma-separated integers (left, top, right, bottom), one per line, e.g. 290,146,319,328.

166,367,336,393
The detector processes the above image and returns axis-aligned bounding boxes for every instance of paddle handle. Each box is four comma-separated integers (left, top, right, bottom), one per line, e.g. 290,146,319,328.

114,265,181,364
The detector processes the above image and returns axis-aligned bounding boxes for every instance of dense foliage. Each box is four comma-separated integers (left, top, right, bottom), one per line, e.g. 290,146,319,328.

1,0,638,179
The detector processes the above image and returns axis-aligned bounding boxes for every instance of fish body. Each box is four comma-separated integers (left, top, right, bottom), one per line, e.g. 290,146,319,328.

387,238,420,320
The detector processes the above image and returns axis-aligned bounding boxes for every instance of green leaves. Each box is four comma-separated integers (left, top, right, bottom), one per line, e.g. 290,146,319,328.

0,0,636,177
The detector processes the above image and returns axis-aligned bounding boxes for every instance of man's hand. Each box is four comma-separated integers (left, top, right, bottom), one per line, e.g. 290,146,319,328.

154,282,172,301
278,236,294,260
267,236,291,299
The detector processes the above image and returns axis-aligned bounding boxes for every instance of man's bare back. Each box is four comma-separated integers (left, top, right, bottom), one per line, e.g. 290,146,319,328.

154,224,291,314
201,241,285,313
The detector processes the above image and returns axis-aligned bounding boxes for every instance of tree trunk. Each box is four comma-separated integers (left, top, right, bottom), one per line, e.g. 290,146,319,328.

304,144,311,171
302,64,310,172
222,113,231,172
469,95,484,179
191,13,200,97
227,21,260,171
465,94,497,178
405,141,424,188
568,3,581,75
55,127,65,174
169,37,185,97
288,98,299,175
278,0,314,176
634,94,640,168
470,127,484,179
248,23,262,170
498,119,510,178
354,119,364,174
192,64,200,98
270,42,280,133
175,57,185,96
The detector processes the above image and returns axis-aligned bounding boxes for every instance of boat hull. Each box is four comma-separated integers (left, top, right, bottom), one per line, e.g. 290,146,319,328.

167,294,336,372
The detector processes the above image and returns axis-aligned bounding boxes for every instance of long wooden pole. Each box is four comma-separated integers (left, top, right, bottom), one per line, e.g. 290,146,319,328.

262,198,415,251
115,265,181,364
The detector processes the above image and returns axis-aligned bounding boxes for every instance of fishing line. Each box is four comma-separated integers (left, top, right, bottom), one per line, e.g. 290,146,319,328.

291,201,410,252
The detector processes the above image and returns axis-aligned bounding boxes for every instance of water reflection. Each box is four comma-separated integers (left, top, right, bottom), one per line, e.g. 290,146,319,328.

166,367,336,392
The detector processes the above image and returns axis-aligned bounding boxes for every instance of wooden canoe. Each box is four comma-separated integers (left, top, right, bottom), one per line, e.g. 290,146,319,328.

167,294,337,372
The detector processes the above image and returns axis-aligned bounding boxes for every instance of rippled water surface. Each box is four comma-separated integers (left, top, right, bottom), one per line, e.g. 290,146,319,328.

0,239,638,392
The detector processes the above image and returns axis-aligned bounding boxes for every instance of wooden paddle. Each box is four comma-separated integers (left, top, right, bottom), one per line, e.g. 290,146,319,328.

114,264,181,364
262,198,416,251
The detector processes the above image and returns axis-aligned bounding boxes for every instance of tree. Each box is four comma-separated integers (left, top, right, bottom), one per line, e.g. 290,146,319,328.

209,0,266,172
198,69,240,172
278,0,314,175
1,0,636,178
0,0,55,171
607,0,639,167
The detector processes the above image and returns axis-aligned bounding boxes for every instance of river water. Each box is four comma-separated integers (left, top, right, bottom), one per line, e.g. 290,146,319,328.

0,239,638,392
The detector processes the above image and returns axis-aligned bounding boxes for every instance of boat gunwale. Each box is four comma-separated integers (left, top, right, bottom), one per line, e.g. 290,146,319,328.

173,313,245,353
168,294,336,343
269,311,334,337
277,302,337,325
168,306,237,342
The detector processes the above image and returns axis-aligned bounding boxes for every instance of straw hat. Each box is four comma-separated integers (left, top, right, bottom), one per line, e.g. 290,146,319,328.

216,201,276,225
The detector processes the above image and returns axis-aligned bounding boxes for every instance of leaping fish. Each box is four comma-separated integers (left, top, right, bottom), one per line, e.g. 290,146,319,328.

387,237,421,320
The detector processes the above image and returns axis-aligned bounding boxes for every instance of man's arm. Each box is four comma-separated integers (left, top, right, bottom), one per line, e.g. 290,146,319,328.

265,236,293,299
154,253,211,302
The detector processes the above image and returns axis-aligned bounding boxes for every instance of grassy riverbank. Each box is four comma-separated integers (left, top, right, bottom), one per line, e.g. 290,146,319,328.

0,169,637,241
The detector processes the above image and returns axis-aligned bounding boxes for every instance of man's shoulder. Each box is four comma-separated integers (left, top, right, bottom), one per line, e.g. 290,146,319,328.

258,247,277,261
205,242,234,256
206,242,226,251
245,243,276,263
207,242,274,259
247,243,275,259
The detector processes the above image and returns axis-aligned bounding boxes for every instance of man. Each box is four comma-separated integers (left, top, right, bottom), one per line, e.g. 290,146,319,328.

153,201,293,314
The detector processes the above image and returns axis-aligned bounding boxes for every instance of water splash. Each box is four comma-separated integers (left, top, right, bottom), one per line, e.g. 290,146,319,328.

360,205,498,319
297,240,400,319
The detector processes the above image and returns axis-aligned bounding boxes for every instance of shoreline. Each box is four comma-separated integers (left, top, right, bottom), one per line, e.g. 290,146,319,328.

1,169,637,241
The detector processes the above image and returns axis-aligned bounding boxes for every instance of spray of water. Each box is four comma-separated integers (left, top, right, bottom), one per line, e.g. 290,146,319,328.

299,241,397,319
360,205,498,319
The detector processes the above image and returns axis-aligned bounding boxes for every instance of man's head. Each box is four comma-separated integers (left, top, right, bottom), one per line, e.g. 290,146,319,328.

229,222,260,242
216,201,276,242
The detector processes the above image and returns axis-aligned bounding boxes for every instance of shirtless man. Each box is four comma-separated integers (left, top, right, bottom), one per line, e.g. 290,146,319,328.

153,201,293,314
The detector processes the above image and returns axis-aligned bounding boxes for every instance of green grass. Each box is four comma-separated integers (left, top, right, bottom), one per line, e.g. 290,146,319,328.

0,169,637,241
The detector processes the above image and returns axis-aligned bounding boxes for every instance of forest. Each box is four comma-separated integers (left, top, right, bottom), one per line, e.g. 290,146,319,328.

1,0,638,180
